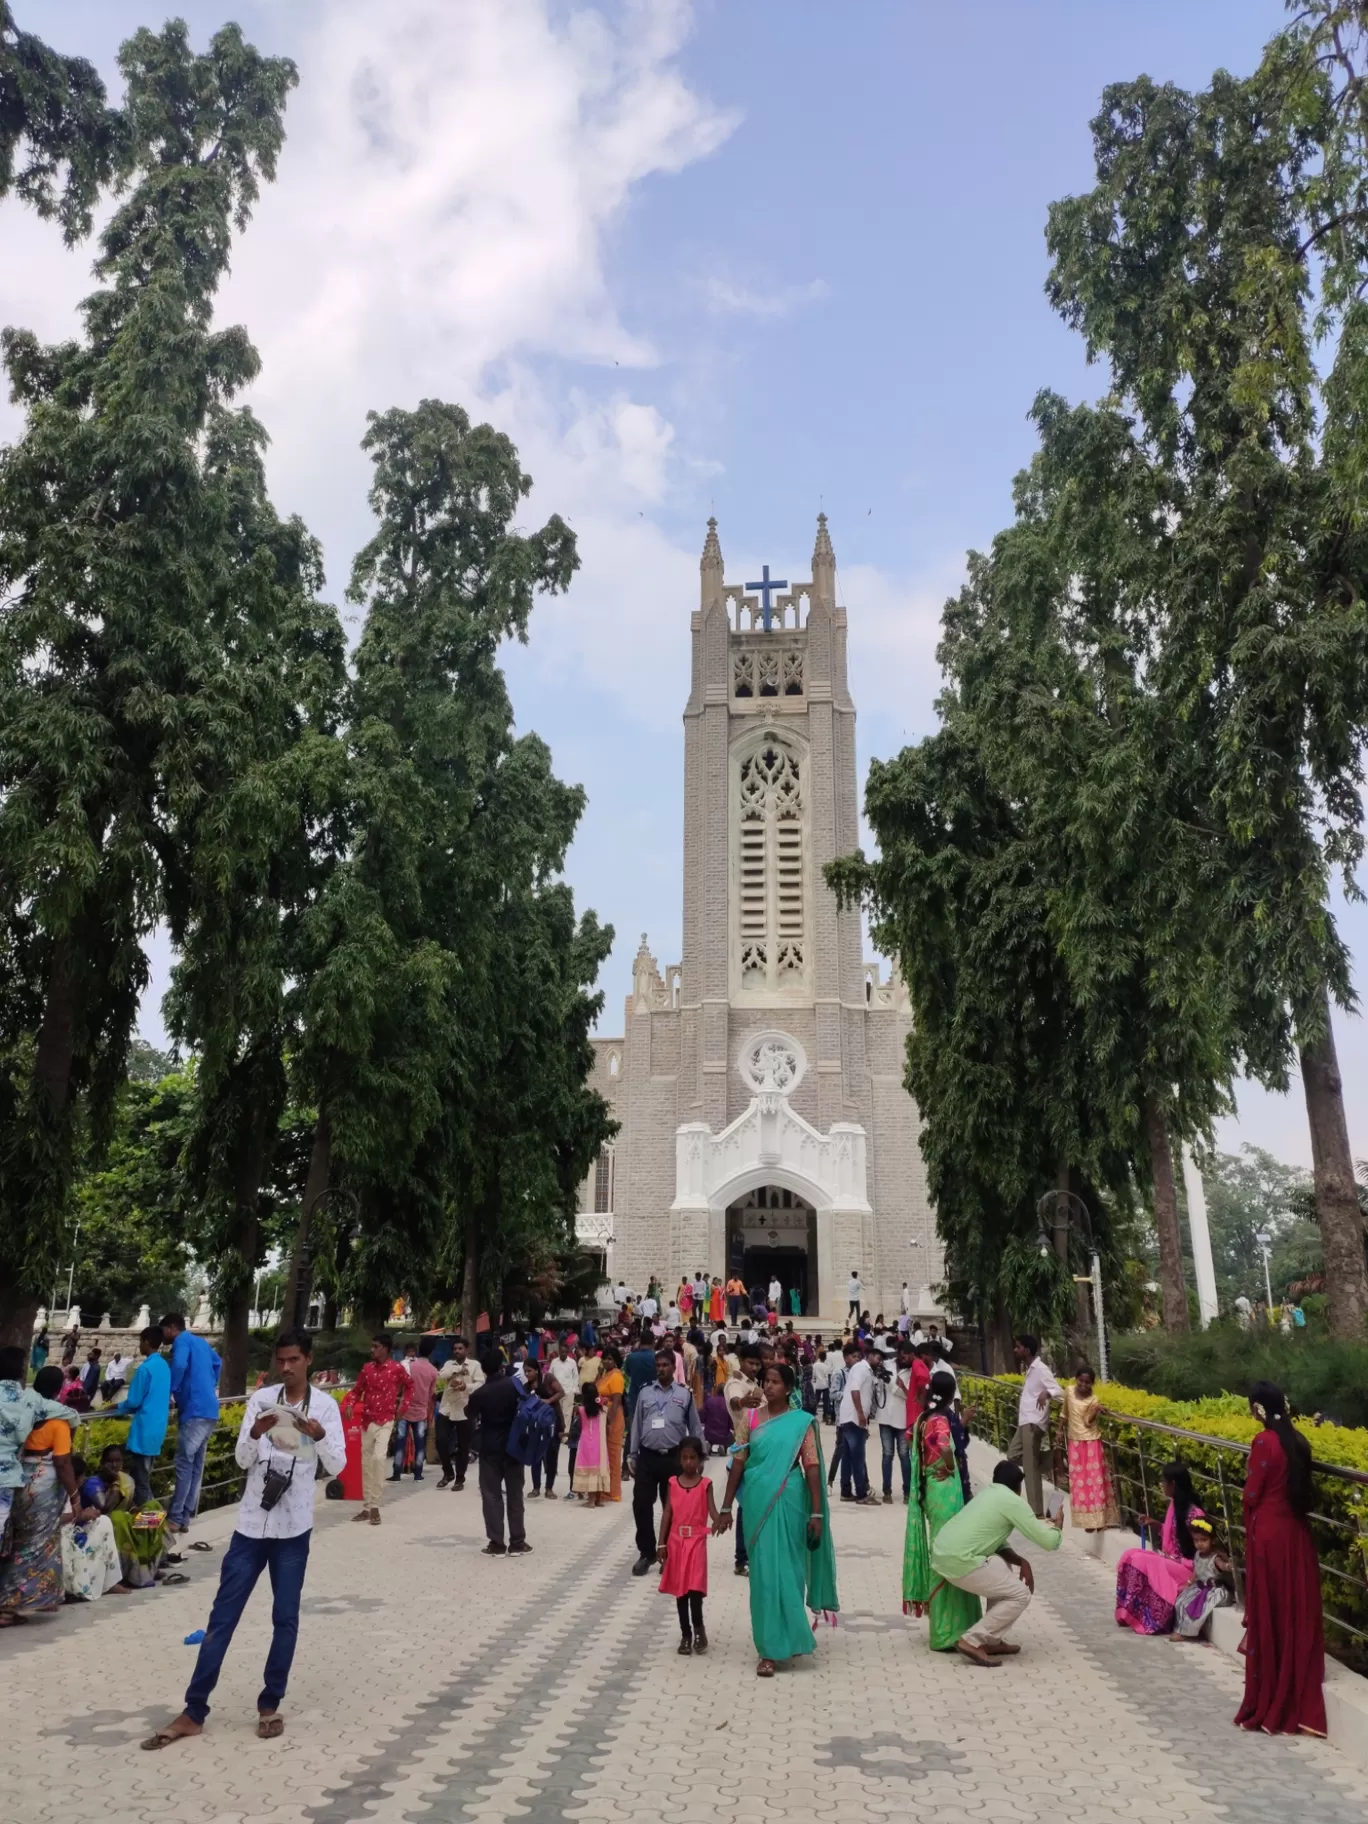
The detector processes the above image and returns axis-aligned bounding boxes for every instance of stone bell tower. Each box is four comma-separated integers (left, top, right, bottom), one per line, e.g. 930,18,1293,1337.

580,517,939,1326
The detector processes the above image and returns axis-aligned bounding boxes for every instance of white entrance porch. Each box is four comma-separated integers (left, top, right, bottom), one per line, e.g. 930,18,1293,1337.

670,1067,871,1323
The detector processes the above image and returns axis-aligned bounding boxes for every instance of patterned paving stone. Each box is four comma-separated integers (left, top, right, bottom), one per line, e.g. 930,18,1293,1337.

3,1440,1368,1823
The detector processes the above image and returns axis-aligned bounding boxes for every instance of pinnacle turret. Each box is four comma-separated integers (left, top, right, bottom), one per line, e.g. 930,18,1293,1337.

812,511,835,604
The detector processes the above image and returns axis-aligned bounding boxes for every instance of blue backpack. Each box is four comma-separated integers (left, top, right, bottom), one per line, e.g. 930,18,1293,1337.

507,1392,557,1466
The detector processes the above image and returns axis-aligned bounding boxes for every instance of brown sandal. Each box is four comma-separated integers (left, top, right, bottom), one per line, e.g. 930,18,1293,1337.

257,1714,285,1739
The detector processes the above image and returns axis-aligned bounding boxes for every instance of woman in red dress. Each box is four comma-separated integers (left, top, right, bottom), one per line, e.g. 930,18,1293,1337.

1234,1380,1325,1736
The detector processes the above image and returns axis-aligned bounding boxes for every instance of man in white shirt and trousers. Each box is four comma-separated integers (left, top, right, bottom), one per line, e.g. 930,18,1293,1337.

141,1326,346,1749
1008,1333,1062,1518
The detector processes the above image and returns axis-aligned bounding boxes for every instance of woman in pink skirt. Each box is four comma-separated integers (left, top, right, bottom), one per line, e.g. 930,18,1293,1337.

1059,1367,1118,1531
1115,1462,1202,1633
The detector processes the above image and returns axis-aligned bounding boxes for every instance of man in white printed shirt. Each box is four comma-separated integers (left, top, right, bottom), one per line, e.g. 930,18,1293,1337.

141,1327,346,1750
1008,1333,1063,1517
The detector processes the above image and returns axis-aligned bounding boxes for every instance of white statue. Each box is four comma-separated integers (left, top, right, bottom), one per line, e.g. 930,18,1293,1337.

134,1303,151,1329
32,1306,48,1336
62,1305,81,1335
98,1312,112,1331
191,1292,213,1331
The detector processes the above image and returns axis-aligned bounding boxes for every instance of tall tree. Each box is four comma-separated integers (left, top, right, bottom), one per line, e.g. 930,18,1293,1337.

0,21,297,1347
1044,6,1368,1332
288,400,582,1323
933,394,1251,1331
0,2,119,238
828,728,1136,1364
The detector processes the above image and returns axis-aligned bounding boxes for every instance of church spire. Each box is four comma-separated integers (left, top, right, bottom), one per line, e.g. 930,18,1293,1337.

700,516,723,607
811,511,835,606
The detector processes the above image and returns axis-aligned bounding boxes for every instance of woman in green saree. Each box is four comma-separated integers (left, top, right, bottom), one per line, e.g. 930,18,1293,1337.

718,1362,839,1676
903,1370,981,1650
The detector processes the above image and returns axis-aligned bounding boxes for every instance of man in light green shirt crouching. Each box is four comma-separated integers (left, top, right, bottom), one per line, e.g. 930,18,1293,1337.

930,1459,1064,1666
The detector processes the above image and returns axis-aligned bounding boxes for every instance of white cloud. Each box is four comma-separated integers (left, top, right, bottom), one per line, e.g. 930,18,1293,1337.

841,557,959,747
705,275,829,318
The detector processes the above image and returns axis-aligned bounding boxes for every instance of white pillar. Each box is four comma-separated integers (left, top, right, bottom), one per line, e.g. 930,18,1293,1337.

1182,1146,1220,1327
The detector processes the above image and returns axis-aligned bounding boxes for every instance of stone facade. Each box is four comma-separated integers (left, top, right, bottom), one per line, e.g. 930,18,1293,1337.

577,518,941,1324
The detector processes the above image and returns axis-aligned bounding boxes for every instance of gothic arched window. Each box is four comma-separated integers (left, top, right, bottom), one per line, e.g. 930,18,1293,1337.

735,735,806,996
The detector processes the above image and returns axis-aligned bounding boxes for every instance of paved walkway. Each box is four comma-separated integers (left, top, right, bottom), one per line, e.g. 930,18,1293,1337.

4,1441,1368,1824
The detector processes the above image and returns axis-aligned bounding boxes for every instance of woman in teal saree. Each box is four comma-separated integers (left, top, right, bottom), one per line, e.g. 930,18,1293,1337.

903,1371,981,1651
719,1362,839,1676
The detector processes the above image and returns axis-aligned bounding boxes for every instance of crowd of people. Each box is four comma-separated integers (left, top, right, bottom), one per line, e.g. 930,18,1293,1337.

0,1313,223,1629
0,1292,1335,1750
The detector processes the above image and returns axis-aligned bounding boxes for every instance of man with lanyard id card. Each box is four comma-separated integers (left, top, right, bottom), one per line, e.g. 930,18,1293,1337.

141,1327,346,1750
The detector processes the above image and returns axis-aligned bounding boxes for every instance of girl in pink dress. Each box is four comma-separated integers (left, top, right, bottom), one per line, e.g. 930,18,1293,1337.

571,1383,610,1506
657,1438,721,1654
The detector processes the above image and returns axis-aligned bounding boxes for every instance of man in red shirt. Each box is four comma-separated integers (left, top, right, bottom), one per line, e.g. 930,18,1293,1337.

350,1335,410,1524
390,1341,438,1483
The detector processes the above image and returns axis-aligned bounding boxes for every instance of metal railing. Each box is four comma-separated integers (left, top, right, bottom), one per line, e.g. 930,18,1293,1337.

72,1402,250,1516
960,1369,1368,1676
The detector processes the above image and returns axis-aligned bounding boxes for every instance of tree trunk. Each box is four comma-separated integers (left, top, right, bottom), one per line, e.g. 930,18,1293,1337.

1300,989,1368,1338
0,1284,40,1355
285,1111,331,1329
461,1204,479,1345
986,1297,1015,1374
218,1097,272,1399
1143,1094,1189,1333
2,937,82,1338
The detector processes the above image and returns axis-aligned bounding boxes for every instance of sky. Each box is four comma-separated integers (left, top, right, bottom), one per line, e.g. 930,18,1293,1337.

3,0,1362,1170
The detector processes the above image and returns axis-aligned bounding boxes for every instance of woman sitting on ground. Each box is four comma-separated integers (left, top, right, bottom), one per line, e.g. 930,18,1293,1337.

60,1455,130,1602
96,1440,168,1589
1114,1461,1202,1635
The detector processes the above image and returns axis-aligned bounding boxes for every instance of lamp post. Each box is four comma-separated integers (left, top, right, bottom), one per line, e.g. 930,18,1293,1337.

1036,1190,1108,1382
1256,1230,1275,1310
290,1187,358,1330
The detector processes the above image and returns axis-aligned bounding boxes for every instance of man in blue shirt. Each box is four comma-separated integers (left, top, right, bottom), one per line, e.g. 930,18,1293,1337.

627,1350,703,1576
116,1326,173,1505
161,1312,222,1534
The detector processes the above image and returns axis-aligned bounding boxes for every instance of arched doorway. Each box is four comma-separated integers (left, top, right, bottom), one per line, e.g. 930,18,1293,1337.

726,1187,818,1316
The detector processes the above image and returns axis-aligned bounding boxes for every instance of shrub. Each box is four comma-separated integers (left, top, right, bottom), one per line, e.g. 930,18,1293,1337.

1108,1327,1368,1430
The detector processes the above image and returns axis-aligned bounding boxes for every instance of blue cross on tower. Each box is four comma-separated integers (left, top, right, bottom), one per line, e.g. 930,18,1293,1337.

744,563,789,631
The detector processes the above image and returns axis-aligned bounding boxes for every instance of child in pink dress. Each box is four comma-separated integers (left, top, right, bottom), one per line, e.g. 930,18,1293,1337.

657,1438,721,1654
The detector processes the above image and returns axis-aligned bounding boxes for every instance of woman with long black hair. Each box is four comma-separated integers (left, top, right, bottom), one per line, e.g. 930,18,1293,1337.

1114,1462,1202,1634
1234,1382,1325,1736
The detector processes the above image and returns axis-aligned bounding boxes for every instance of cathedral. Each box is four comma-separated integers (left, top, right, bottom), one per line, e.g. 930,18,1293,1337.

576,517,942,1326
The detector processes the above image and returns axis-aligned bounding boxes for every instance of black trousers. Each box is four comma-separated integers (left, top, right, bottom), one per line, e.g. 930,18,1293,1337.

676,1592,704,1636
632,1447,680,1558
478,1451,526,1546
435,1415,472,1483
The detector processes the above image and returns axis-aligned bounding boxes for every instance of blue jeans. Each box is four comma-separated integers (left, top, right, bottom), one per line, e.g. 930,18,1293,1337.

880,1424,910,1497
183,1530,311,1723
391,1417,428,1479
169,1414,217,1527
836,1422,869,1499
